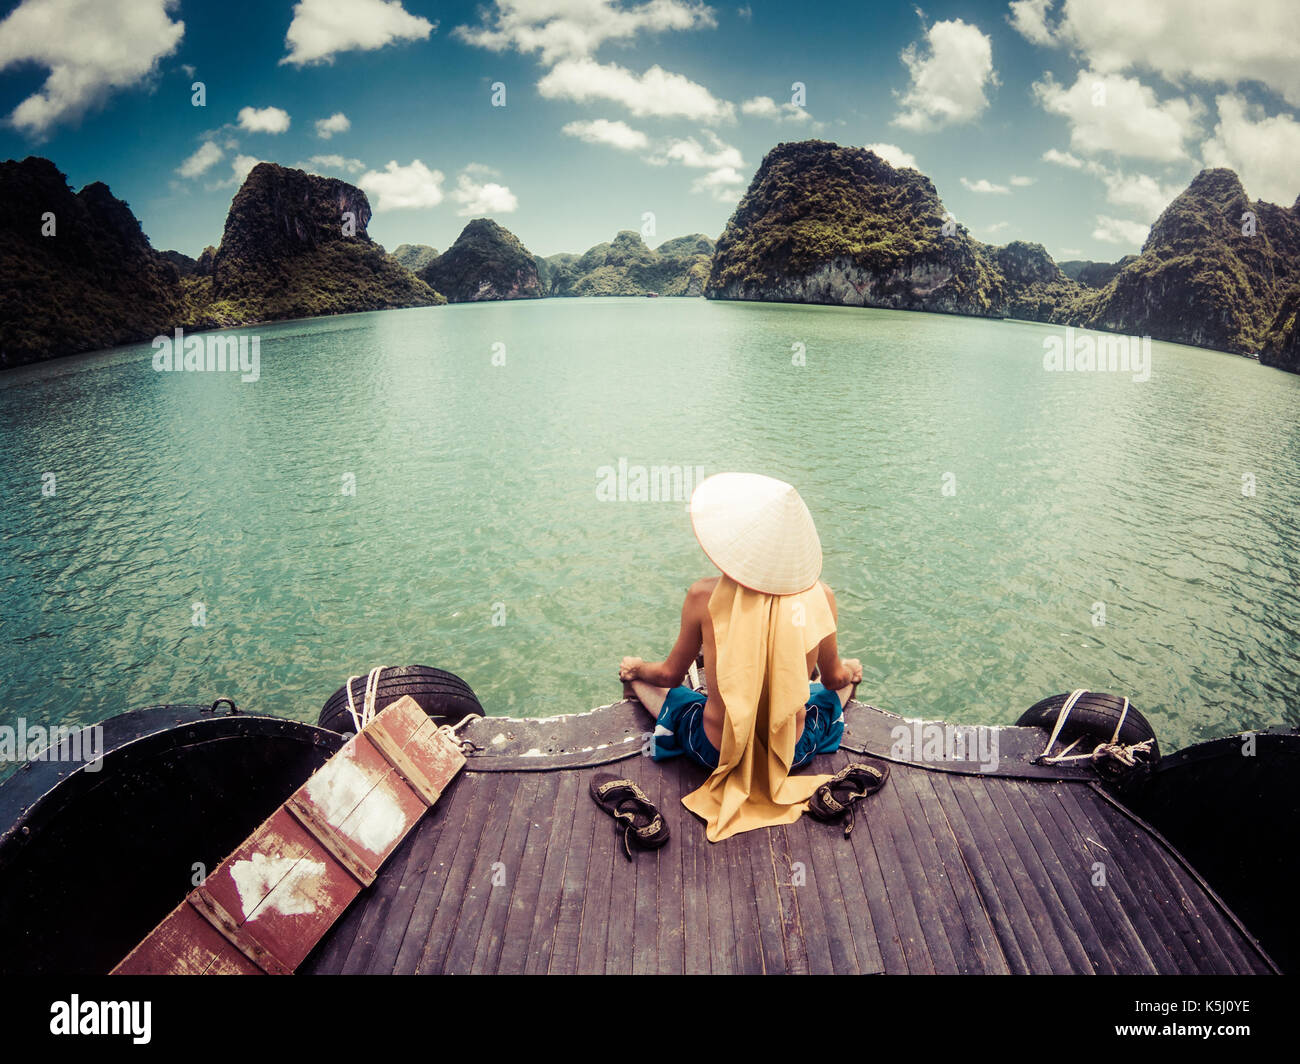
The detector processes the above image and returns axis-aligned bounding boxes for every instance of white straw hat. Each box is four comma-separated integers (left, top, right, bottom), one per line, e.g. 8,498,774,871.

689,472,823,595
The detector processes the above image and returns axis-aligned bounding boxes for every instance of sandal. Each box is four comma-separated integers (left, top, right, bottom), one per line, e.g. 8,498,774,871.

807,761,889,836
589,773,670,860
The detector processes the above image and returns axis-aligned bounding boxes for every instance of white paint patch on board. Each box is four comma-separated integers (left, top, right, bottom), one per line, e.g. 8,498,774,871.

231,852,326,921
305,748,406,853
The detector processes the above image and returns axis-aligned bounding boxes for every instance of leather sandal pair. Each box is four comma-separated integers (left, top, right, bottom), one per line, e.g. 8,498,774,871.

590,773,671,861
807,761,890,837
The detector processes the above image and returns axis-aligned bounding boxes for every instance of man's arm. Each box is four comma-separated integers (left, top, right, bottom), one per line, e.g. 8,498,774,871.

816,582,863,690
620,582,707,688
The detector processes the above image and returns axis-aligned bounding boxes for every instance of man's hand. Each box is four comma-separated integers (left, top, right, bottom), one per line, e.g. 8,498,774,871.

843,658,863,685
619,657,645,682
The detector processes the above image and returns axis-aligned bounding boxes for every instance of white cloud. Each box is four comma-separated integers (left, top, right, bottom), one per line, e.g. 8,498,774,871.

961,177,1010,194
1009,0,1300,108
1010,174,1035,186
892,18,997,132
231,154,263,185
538,57,735,122
984,221,1010,233
1202,93,1300,206
691,166,745,202
1033,70,1199,162
1042,147,1084,168
1092,214,1150,245
453,0,715,65
237,106,291,134
315,112,351,139
741,96,812,123
0,0,184,136
177,140,222,178
562,117,650,151
358,159,445,210
1084,163,1181,222
658,132,747,200
1007,0,1055,46
306,154,366,174
283,0,434,66
864,142,918,169
661,132,744,171
452,171,519,216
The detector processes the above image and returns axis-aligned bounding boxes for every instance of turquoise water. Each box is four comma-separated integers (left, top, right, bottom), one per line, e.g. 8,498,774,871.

2,297,1299,758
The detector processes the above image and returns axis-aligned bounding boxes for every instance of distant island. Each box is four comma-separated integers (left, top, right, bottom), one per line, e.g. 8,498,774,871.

1,142,1297,375
708,140,1300,372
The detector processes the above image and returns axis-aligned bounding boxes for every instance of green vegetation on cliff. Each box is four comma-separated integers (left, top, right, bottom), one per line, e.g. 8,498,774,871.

200,163,442,324
543,231,713,296
418,219,541,302
391,243,439,272
0,158,184,366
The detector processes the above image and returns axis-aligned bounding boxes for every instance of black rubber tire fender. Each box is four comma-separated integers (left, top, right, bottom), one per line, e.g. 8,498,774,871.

318,665,483,735
1016,690,1160,763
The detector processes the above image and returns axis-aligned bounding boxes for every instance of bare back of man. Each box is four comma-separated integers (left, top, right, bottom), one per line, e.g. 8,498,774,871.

619,577,863,749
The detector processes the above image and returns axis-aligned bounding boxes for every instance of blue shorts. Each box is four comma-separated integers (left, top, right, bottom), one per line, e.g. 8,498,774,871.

650,683,845,771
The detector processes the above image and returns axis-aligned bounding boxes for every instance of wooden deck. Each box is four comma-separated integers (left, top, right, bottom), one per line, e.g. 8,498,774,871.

302,701,1276,975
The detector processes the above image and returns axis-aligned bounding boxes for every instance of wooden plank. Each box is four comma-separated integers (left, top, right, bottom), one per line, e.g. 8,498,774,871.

1138,831,1266,974
470,771,549,974
364,721,445,806
923,772,1025,974
522,771,581,974
883,767,981,974
336,820,420,974
577,766,621,974
632,758,665,975
940,773,1060,973
700,775,736,974
489,770,560,974
1053,781,1184,974
1026,781,1153,974
414,771,509,973
186,888,292,975
548,768,599,974
441,773,526,974
748,826,791,975
603,761,644,976
114,698,464,976
359,784,459,974
822,751,903,974
849,765,935,973
902,769,1008,975
284,794,377,886
797,797,870,974
1000,780,1124,974
1079,790,1214,973
727,820,765,974
770,825,814,974
655,759,687,975
390,772,487,974
676,761,713,974
978,778,1097,973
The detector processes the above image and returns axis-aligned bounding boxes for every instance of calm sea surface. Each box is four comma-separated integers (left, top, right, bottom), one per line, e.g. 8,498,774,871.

3,297,1299,760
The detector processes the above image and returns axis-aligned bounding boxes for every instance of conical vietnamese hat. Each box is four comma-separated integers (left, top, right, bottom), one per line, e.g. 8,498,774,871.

689,473,822,595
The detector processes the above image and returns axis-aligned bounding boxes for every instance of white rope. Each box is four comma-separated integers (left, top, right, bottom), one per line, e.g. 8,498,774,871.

345,666,386,732
1040,693,1153,769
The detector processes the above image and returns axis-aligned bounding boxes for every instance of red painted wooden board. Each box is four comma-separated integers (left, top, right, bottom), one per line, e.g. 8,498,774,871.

113,697,466,975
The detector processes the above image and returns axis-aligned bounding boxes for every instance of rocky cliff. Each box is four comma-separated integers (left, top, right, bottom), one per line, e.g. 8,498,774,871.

1075,170,1300,356
706,141,1004,316
705,140,1300,371
418,219,541,302
542,231,713,296
391,243,439,272
200,163,442,323
0,157,184,366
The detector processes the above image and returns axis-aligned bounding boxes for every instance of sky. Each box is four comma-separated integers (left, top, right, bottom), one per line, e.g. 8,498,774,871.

0,0,1297,261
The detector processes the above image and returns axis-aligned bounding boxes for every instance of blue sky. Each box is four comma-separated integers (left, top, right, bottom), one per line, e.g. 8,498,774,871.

1,0,1297,260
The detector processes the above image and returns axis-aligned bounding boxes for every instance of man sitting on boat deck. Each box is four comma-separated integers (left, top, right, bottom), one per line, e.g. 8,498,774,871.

619,472,863,842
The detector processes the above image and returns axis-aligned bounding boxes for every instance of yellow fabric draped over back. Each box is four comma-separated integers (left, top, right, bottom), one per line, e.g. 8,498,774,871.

681,575,837,842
